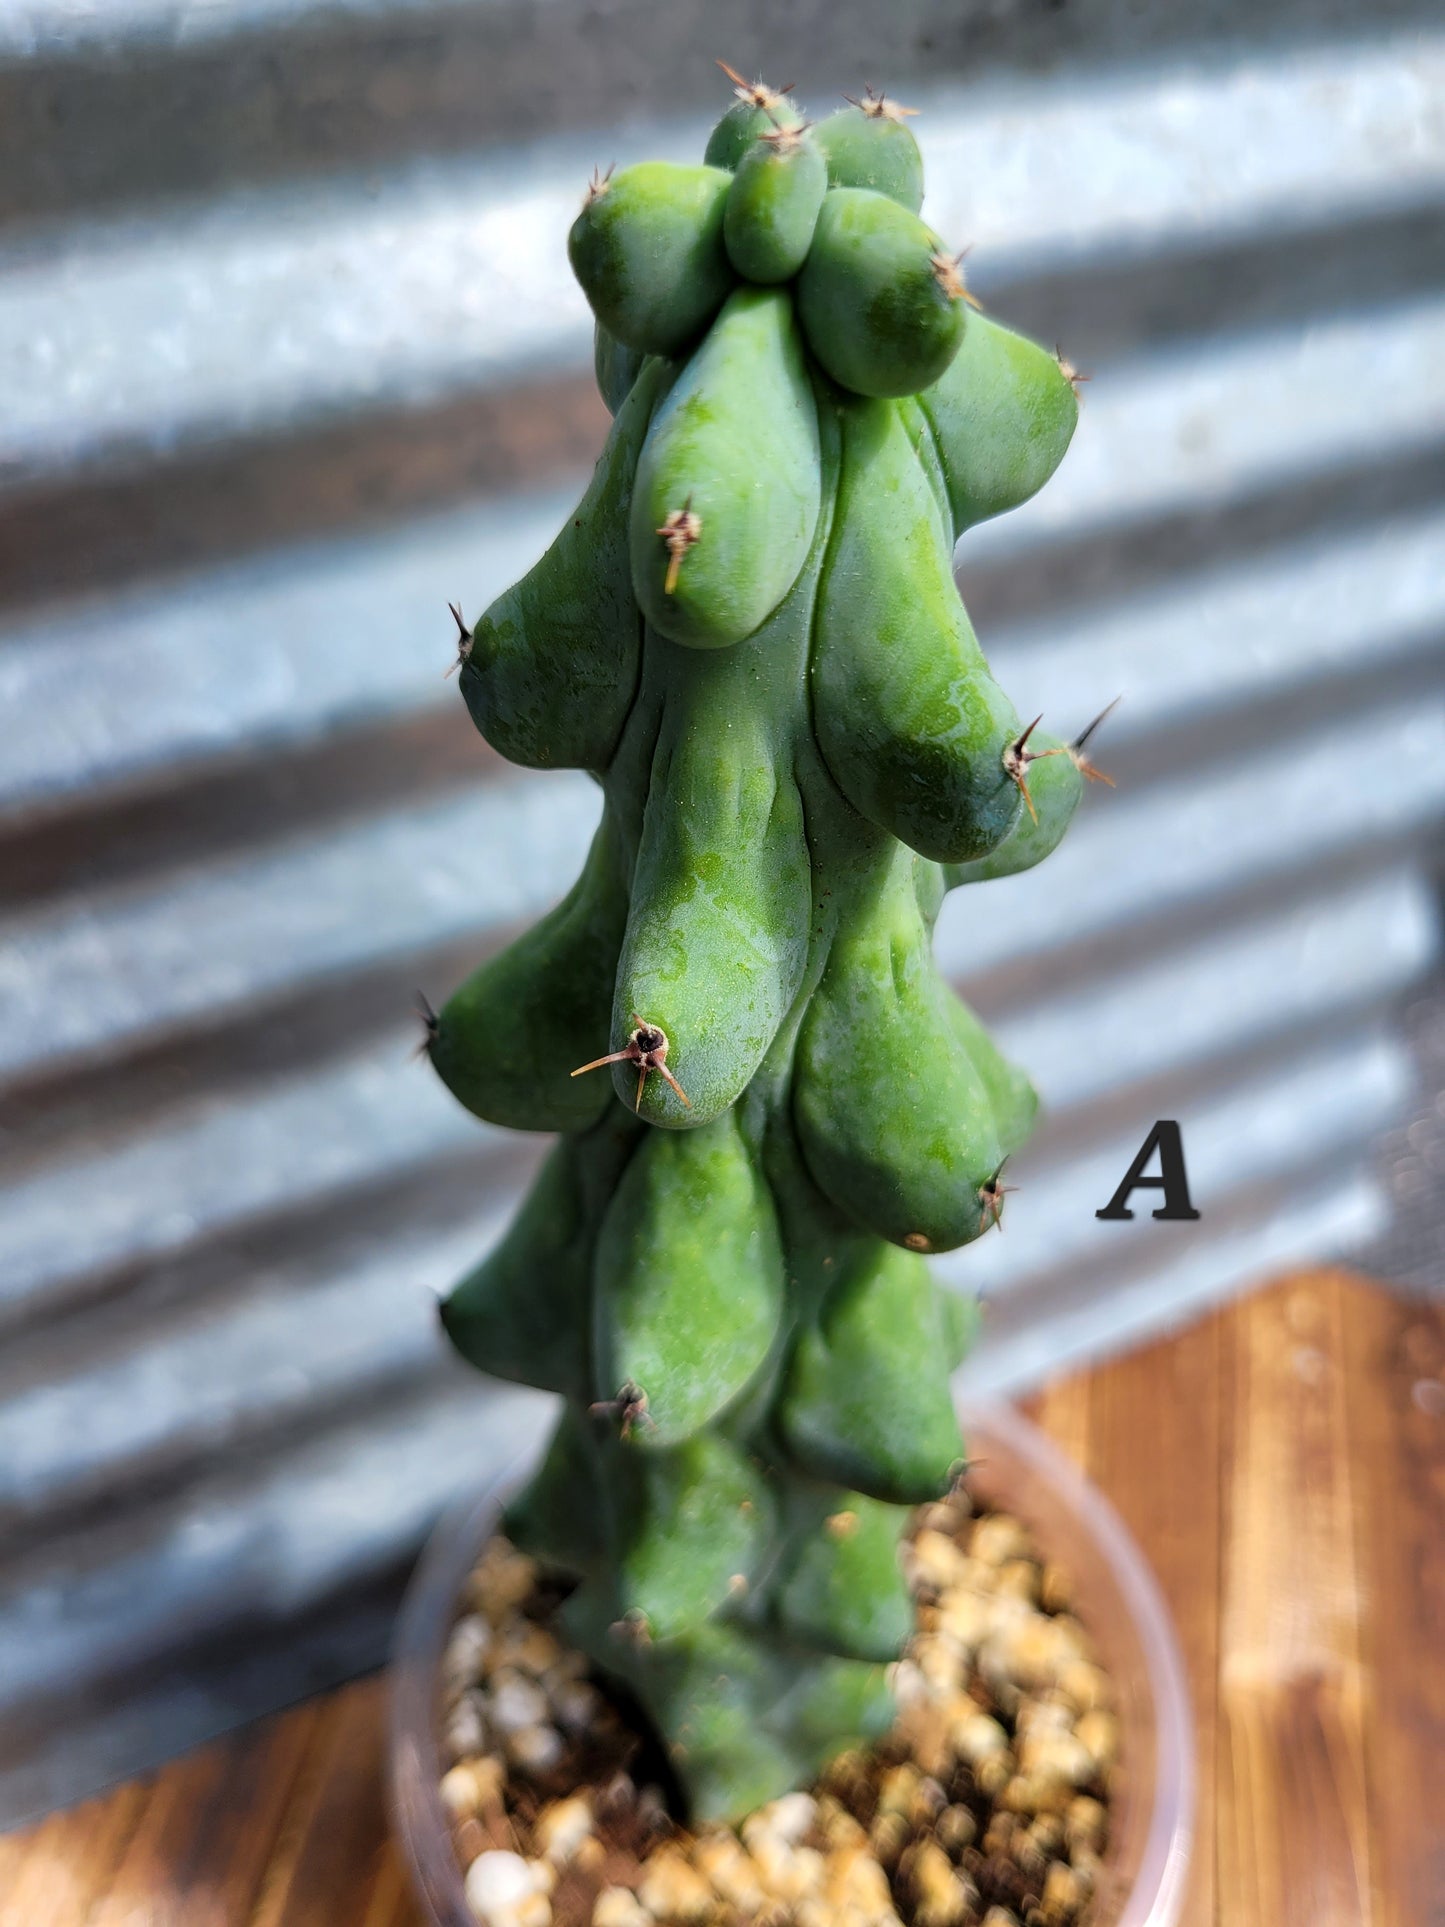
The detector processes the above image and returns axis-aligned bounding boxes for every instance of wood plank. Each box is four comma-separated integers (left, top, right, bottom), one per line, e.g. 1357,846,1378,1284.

249,1675,421,1927
1216,1271,1374,1924
0,1774,150,1927
2,1270,1437,1927
1335,1271,1445,1927
87,1701,319,1927
1074,1300,1223,1927
1022,1365,1093,1473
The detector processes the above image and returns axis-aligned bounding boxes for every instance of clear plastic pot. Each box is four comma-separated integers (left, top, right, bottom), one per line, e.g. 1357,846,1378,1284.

389,1398,1194,1927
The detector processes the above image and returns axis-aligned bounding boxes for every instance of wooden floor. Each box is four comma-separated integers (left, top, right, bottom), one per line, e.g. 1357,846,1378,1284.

3,1269,1442,1927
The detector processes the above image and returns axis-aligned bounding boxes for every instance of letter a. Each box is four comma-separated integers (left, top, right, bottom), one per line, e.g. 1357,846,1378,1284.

1095,1119,1200,1222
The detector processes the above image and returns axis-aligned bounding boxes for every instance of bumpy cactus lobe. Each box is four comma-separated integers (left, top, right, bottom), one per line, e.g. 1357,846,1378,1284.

568,163,735,357
724,128,828,284
430,78,1092,1823
628,286,821,648
814,92,926,211
796,190,967,399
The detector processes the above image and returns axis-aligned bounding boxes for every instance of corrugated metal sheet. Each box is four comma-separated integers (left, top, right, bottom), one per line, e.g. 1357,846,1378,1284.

2,0,1442,1826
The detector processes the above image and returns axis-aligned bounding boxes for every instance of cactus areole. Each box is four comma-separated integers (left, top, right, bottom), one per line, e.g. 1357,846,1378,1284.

428,74,1106,1825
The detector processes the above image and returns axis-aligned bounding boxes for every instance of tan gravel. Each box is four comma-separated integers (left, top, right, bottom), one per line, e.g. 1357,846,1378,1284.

436,1488,1116,1927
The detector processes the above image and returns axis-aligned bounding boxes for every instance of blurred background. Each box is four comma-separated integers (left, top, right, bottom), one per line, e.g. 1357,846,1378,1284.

1,0,1442,1833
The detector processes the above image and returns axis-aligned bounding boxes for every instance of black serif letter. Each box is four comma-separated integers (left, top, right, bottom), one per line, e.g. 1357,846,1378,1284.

1095,1119,1201,1221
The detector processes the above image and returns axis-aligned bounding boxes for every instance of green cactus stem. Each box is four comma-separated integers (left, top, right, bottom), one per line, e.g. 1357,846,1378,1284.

427,71,1110,1824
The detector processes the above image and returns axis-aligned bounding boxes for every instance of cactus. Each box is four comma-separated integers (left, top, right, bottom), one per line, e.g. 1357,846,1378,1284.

428,71,1106,1825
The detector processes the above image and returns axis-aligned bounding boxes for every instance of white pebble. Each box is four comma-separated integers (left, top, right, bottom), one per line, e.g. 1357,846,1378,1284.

744,1834,824,1902
536,1794,593,1864
444,1614,495,1686
592,1887,652,1927
1076,1708,1120,1770
1056,1658,1110,1713
506,1723,565,1774
934,1590,990,1655
1020,1728,1095,1787
551,1676,602,1736
1042,1862,1087,1916
692,1833,765,1912
507,1623,563,1676
441,1764,478,1818
952,1709,1009,1763
909,1632,966,1694
764,1791,817,1844
440,1757,503,1818
445,1695,490,1761
491,1670,551,1734
995,1558,1041,1603
638,1850,715,1922
1066,1793,1107,1853
886,1657,930,1708
970,1514,1031,1565
979,1617,1080,1696
908,1529,970,1592
465,1851,551,1926
1015,1696,1072,1740
470,1544,539,1621
876,1763,923,1819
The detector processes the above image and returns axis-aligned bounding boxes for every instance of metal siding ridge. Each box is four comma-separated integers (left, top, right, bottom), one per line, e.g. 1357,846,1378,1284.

943,1031,1412,1300
962,294,1445,564
957,1172,1388,1395
0,1199,515,1523
2,860,1428,1325
3,691,1440,1091
933,696,1445,983
0,1054,1399,1717
982,504,1445,743
5,479,1444,826
918,32,1445,271
0,767,599,1084
0,870,1422,1516
0,1372,548,1713
0,143,603,487
0,0,526,55
1000,869,1438,1113
0,1027,503,1325
0,485,574,818
2,37,1443,489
